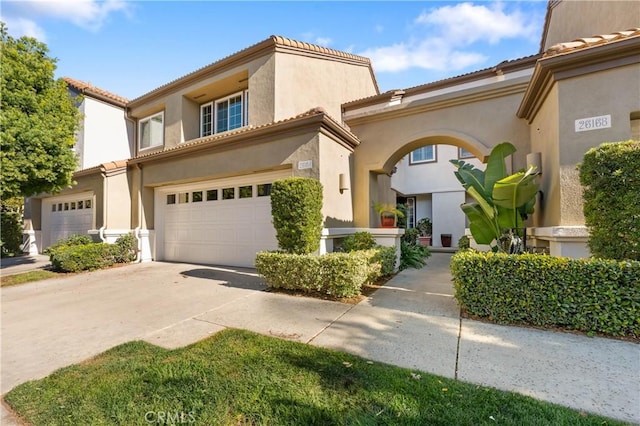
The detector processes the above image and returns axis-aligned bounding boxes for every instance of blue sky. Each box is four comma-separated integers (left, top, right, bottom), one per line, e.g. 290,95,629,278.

2,1,548,100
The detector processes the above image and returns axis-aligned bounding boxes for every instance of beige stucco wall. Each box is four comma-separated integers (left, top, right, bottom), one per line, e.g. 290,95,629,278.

128,49,375,157
529,84,561,227
103,170,131,229
274,54,377,121
136,130,323,229
543,1,639,51
348,87,531,227
555,64,639,225
318,134,354,227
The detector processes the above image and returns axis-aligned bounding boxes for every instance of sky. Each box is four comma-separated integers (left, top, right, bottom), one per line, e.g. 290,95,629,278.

1,0,548,100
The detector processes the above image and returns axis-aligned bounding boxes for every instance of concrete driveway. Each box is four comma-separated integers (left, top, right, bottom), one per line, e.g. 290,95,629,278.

2,254,639,424
1,261,354,396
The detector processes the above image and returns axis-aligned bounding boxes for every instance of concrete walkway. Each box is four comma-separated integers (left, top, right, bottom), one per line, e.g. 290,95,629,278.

1,253,639,424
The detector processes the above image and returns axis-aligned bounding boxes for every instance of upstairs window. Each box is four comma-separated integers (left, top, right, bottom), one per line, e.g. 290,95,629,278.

200,91,248,137
139,112,164,149
410,146,436,164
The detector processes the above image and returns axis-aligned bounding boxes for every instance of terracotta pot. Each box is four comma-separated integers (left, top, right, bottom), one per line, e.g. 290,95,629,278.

418,236,431,246
380,215,396,228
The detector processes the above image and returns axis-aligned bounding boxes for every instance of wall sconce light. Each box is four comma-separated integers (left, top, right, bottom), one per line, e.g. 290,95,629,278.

339,173,349,194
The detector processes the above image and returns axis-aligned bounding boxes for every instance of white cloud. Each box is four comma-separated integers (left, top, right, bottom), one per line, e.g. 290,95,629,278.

315,36,332,47
5,0,132,33
2,17,47,41
359,1,539,75
415,1,538,45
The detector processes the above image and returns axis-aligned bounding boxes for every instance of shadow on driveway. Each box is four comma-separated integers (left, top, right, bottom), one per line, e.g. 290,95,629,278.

180,266,267,291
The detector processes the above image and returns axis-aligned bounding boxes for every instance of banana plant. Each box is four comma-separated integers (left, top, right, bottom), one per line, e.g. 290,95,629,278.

450,142,540,253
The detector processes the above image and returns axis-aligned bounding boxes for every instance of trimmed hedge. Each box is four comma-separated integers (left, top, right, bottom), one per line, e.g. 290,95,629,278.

48,233,137,272
451,251,640,338
255,246,396,298
579,140,640,260
270,177,324,254
342,232,376,252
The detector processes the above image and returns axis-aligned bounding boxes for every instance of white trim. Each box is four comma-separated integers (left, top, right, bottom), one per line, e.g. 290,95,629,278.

214,91,244,134
139,111,164,150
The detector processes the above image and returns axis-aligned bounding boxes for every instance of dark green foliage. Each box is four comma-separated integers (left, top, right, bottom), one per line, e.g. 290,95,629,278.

49,243,117,272
400,241,431,270
396,203,407,228
579,140,640,261
270,177,324,254
1,198,23,257
255,246,396,298
451,251,640,338
342,231,376,252
458,235,470,250
44,233,92,254
113,233,137,263
0,23,81,199
47,234,136,272
402,228,420,245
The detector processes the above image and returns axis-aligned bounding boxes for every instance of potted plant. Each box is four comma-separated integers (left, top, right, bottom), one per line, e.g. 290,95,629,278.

416,217,432,246
373,202,405,228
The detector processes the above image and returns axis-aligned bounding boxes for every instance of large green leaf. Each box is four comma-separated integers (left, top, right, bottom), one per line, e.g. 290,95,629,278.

484,142,516,195
492,166,540,209
467,186,495,219
461,203,498,245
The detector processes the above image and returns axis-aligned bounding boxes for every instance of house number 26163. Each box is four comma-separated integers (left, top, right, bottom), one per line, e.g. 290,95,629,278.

575,115,611,132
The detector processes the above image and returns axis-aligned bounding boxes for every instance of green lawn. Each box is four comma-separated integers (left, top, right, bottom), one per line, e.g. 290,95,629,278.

4,329,627,426
0,270,58,287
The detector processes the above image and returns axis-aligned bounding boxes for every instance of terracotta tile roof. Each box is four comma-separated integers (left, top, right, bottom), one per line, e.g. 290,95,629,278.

130,35,374,104
544,28,640,57
63,77,129,106
343,53,540,109
130,107,359,163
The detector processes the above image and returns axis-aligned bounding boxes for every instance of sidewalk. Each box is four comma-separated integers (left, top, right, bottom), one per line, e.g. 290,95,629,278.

1,253,638,424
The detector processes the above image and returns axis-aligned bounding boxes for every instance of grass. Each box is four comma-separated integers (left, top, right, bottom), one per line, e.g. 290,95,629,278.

4,329,628,426
0,270,58,287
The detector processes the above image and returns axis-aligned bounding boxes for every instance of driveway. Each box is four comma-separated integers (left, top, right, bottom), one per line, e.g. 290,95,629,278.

2,254,639,424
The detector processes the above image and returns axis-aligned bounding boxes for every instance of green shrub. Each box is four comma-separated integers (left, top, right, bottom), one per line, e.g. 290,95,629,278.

578,140,640,261
458,235,470,250
400,241,430,270
402,228,419,245
44,234,92,254
451,251,640,338
47,233,136,272
113,233,137,263
320,253,368,298
1,200,23,257
49,243,116,272
270,177,324,254
254,252,322,292
342,232,376,252
255,248,394,298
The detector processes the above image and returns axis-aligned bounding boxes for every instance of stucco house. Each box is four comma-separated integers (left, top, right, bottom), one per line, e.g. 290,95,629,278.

23,0,640,265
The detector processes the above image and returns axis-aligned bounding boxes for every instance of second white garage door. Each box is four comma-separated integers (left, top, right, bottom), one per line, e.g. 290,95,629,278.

156,171,291,268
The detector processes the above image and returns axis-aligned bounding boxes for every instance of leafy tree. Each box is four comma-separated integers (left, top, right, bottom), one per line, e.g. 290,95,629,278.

0,23,81,200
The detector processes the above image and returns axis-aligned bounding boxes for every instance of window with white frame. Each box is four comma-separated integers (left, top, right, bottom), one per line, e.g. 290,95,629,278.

458,147,474,159
200,91,248,137
410,146,436,164
139,112,164,149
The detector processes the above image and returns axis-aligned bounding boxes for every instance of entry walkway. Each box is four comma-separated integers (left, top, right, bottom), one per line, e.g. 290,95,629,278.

1,254,638,424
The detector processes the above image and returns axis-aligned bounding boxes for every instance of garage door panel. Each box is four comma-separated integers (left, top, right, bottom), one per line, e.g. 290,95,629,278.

159,173,286,267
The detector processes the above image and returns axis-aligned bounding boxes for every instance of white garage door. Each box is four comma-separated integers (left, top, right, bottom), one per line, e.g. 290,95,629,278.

156,170,291,268
41,193,94,249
